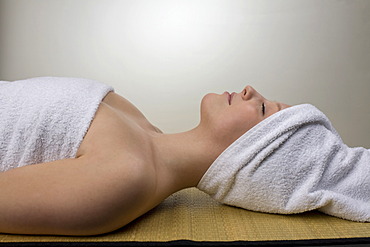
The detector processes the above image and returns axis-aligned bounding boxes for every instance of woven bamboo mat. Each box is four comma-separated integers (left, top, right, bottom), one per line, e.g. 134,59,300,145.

1,188,370,243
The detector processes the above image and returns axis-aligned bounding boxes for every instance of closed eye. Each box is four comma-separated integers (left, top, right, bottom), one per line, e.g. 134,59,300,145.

262,103,265,115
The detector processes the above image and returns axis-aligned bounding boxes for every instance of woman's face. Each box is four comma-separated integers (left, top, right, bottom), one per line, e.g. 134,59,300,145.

200,85,290,147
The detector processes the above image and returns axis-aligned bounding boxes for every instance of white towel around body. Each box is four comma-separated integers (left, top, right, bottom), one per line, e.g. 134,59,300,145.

0,77,113,172
197,104,370,222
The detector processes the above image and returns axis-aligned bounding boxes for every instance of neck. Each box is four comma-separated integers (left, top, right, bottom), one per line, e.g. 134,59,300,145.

150,125,221,193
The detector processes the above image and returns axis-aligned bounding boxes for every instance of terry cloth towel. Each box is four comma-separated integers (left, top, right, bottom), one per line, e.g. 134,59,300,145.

197,104,370,222
0,77,113,172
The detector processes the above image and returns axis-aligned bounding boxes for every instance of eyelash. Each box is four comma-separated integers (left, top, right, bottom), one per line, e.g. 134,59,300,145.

262,103,265,115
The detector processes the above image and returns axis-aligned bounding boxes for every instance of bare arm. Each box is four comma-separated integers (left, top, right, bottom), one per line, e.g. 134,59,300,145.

0,155,157,236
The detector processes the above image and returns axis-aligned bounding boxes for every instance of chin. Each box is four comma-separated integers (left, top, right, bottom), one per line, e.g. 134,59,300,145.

199,94,217,124
200,92,219,109
202,93,224,105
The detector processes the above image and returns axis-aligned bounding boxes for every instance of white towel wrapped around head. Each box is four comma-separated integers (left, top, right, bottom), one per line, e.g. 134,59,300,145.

197,104,370,222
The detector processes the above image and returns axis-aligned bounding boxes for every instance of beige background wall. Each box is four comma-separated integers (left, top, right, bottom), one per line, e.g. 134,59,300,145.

0,0,369,148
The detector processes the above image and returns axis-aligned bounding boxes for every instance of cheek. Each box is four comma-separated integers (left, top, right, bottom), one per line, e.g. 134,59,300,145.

219,115,250,138
226,105,259,126
200,97,262,148
217,107,262,142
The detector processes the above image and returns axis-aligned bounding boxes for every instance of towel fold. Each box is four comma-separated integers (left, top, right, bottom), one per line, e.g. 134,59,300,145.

197,104,370,222
0,77,113,172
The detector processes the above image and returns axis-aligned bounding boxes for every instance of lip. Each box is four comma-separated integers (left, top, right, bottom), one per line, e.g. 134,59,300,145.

227,92,237,105
230,92,236,104
224,91,231,105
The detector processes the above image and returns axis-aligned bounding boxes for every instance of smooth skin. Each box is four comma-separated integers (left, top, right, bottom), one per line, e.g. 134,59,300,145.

0,85,289,236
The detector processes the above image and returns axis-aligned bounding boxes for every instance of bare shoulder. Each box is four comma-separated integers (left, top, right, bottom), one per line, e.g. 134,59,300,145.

76,91,161,203
0,92,167,235
0,102,159,235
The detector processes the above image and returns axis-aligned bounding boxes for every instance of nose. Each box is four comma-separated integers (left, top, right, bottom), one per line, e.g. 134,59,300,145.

241,85,259,100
